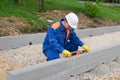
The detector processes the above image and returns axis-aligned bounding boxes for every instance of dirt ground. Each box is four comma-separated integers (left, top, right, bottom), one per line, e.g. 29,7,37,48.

0,10,120,80
36,10,120,29
0,10,120,36
0,60,23,80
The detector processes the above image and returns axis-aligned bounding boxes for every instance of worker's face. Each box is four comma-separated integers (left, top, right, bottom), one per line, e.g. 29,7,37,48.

64,20,71,29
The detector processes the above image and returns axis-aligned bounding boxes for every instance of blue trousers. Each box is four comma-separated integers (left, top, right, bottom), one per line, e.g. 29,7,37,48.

44,42,78,61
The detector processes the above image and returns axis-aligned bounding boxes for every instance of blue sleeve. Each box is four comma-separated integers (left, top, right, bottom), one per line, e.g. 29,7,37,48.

70,31,84,46
48,27,64,53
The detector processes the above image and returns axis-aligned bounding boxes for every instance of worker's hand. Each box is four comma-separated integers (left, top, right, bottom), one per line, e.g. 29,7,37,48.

62,50,72,57
82,45,90,52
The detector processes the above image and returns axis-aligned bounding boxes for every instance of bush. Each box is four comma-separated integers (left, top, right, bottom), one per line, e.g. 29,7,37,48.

87,3,100,17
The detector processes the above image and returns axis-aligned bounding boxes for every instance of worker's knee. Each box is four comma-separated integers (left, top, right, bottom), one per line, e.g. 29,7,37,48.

43,50,60,61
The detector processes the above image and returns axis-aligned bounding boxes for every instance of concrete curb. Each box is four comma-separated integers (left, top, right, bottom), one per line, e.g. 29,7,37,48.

0,26,120,50
7,43,120,80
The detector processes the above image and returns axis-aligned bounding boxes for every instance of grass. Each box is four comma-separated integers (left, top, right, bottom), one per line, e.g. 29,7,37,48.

0,0,47,30
44,0,85,12
99,6,120,20
0,0,85,15
1,0,120,20
0,0,120,34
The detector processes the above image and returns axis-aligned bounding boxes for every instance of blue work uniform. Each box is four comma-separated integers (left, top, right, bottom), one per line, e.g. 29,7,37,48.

43,19,84,61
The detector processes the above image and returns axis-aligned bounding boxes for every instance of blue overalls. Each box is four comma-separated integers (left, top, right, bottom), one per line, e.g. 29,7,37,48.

43,19,84,61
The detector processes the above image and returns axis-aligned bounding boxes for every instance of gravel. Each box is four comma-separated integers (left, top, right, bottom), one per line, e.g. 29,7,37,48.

0,44,46,67
67,58,120,80
0,32,120,80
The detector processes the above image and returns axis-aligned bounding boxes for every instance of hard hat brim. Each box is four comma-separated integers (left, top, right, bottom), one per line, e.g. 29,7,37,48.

66,18,77,29
69,22,77,29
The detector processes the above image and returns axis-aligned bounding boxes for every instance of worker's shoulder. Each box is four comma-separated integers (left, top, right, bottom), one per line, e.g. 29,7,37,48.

51,22,60,30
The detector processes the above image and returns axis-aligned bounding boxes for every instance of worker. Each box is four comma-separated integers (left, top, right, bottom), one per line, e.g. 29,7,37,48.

43,12,90,61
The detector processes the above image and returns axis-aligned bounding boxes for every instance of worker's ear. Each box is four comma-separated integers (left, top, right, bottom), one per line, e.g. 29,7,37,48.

64,18,67,23
64,19,68,25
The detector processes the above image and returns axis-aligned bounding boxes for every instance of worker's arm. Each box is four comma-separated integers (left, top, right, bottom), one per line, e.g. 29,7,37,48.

48,27,64,53
70,30,90,52
70,30,84,46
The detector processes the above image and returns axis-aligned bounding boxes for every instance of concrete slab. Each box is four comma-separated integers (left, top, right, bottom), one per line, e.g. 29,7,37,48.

0,26,120,50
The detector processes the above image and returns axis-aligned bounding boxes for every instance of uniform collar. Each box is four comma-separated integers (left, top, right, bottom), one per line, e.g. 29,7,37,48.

60,19,66,31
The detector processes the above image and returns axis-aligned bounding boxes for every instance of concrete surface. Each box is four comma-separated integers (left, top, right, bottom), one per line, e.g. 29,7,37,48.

0,26,120,50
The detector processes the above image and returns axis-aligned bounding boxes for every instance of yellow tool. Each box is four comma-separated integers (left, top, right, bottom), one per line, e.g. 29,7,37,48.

66,50,86,58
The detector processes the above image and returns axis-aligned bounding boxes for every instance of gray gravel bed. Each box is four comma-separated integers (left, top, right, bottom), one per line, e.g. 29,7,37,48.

0,32,120,67
67,57,120,80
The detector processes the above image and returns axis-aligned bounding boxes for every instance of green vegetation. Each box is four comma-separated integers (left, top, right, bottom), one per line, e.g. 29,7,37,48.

86,3,100,17
44,0,85,12
0,0,47,32
99,6,120,20
44,0,120,20
0,0,119,20
0,0,120,34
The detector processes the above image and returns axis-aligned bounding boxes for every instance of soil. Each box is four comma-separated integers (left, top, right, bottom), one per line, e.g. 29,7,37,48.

0,16,29,36
36,10,120,29
0,60,23,80
0,10,120,36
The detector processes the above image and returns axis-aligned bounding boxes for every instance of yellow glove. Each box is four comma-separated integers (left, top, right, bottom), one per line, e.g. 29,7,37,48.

62,50,72,57
82,45,90,52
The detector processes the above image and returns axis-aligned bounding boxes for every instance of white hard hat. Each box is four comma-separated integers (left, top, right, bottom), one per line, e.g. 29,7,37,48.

65,12,78,29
